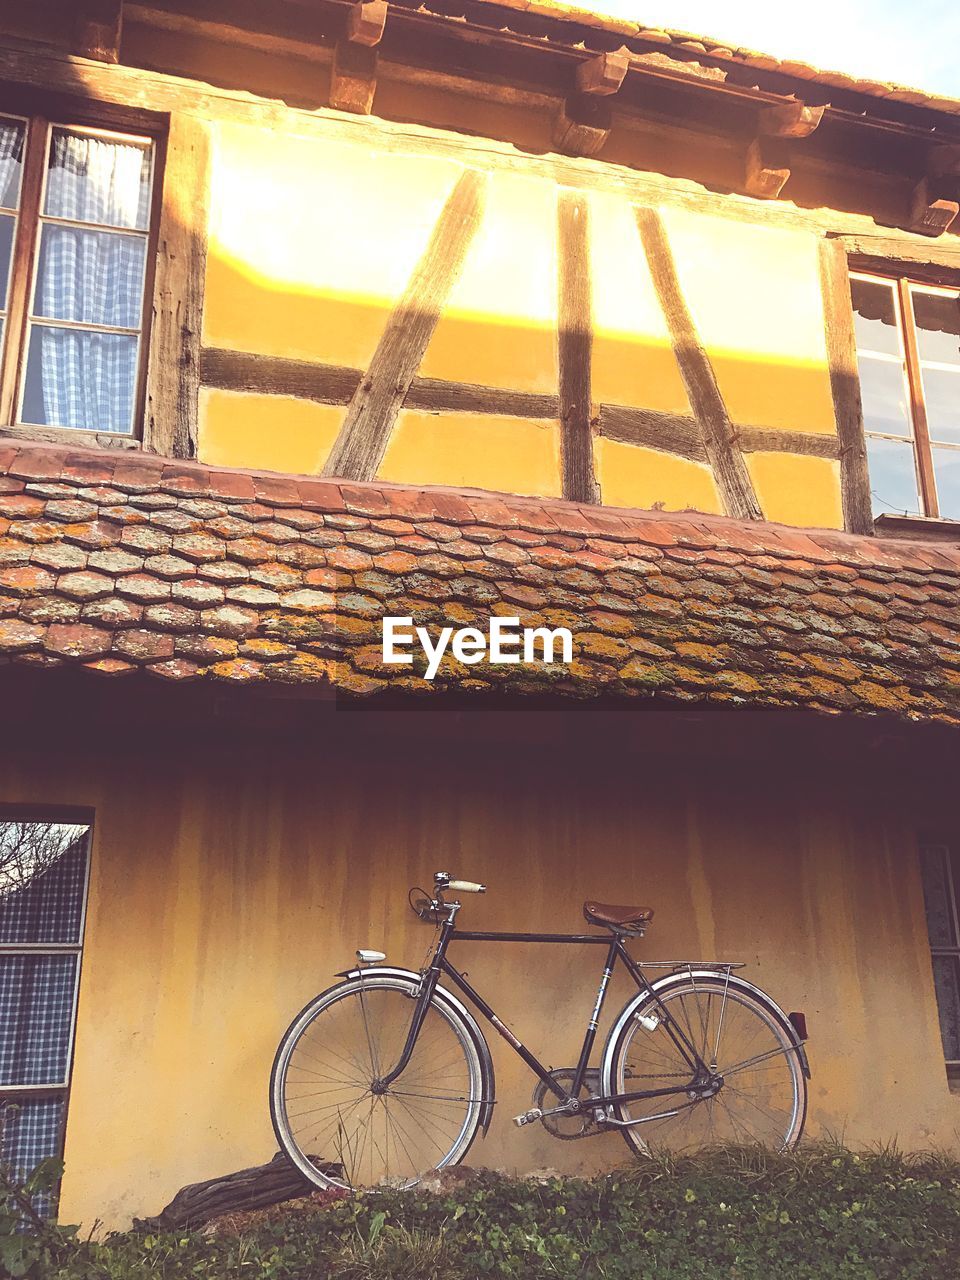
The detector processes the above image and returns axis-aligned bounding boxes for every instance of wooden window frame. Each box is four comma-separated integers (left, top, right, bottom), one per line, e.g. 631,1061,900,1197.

918,837,960,1091
0,90,167,452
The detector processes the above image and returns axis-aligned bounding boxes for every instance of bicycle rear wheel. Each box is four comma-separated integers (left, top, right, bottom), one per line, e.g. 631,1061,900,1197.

605,973,806,1156
270,973,484,1190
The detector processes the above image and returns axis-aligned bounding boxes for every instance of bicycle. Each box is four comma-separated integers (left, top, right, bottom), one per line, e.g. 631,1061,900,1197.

271,872,810,1191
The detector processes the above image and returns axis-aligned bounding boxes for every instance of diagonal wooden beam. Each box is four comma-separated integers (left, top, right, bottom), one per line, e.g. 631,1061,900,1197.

322,169,487,482
557,189,598,503
634,207,762,521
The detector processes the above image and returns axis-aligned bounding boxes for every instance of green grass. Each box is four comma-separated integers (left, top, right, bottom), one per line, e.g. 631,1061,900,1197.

4,1143,960,1279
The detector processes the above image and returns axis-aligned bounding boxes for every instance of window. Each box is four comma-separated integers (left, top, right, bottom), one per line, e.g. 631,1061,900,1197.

918,841,960,1089
0,113,157,439
849,272,960,520
0,819,91,1216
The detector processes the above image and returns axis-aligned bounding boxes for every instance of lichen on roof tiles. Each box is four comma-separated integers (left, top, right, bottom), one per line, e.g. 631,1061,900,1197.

0,442,959,723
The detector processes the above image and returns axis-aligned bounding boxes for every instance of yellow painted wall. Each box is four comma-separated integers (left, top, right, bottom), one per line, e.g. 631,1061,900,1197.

198,118,844,527
0,729,955,1230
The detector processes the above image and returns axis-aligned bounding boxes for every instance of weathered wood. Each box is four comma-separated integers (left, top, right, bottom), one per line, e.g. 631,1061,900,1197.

744,137,791,199
0,424,140,449
836,233,960,273
554,94,612,158
817,237,873,534
323,169,487,481
144,113,211,459
330,40,378,114
134,1152,340,1231
635,207,762,520
557,190,598,504
347,0,387,46
760,99,825,139
575,49,629,97
736,426,840,458
124,2,335,66
897,275,938,515
201,350,362,404
74,0,123,63
599,404,706,461
200,348,561,418
0,115,46,430
907,178,959,237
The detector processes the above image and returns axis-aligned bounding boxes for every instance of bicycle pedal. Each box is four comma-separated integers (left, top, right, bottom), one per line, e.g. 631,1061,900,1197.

513,1108,543,1128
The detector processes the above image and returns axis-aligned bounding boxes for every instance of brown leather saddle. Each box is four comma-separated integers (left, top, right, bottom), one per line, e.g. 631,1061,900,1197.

583,900,654,934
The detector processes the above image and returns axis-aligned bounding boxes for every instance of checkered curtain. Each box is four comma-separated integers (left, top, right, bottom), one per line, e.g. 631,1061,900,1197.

0,120,21,210
38,131,146,431
0,1099,64,1218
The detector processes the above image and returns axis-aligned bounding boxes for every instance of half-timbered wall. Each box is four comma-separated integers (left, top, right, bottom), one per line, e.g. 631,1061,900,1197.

197,121,846,528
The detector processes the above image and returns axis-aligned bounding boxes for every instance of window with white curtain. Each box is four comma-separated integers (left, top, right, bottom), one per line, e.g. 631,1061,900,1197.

0,113,156,438
0,819,91,1217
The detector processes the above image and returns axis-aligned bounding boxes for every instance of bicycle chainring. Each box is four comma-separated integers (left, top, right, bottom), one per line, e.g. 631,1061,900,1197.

533,1069,603,1140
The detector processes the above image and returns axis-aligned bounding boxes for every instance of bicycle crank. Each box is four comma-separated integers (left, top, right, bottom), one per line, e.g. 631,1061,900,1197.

514,1069,604,1139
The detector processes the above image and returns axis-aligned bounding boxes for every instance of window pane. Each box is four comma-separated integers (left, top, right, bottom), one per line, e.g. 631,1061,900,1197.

21,325,138,433
932,955,960,1061
920,845,958,947
0,954,78,1085
932,447,960,521
0,212,14,308
0,823,88,945
34,224,146,329
866,435,920,515
859,354,912,437
921,366,960,446
912,290,960,367
0,116,24,211
851,277,901,356
44,128,152,231
0,1097,65,1218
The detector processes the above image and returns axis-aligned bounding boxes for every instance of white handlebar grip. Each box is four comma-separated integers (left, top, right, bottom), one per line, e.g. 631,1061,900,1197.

448,880,486,894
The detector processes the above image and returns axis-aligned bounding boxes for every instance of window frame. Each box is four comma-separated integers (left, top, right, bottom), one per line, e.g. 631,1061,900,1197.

0,807,93,1211
0,103,166,448
848,263,960,523
917,837,960,1089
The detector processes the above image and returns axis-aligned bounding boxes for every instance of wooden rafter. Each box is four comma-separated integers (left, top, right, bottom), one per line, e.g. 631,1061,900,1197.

73,0,124,63
322,169,487,482
634,207,762,521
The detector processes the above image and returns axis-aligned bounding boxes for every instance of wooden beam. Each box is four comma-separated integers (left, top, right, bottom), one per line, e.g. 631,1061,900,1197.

554,94,612,158
744,137,791,199
817,237,873,534
635,206,762,521
907,178,959,237
144,113,211,460
575,49,629,97
74,0,123,63
322,169,487,481
557,190,598,503
599,404,706,462
347,0,387,46
759,99,825,139
329,40,378,114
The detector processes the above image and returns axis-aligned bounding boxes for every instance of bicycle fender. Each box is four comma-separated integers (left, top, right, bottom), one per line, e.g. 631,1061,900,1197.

601,969,811,1096
335,966,497,1134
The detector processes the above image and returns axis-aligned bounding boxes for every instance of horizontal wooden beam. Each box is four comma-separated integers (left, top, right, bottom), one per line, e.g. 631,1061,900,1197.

599,404,840,460
575,49,629,97
347,0,387,47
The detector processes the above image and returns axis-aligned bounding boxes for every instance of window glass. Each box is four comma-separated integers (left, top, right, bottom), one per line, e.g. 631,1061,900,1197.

932,956,960,1061
932,447,960,521
0,1098,64,1215
0,214,14,308
0,955,79,1086
0,822,88,945
858,355,912,438
0,116,24,211
912,289,960,367
921,367,960,446
21,326,140,433
851,276,901,356
920,846,958,948
43,128,152,231
865,435,920,515
34,226,147,329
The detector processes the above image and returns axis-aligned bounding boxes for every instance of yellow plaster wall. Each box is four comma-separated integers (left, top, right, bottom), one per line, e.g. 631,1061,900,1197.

198,119,844,528
1,733,953,1230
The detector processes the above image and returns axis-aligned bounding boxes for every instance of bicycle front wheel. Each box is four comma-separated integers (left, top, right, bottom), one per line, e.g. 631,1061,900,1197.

270,973,484,1190
605,973,807,1157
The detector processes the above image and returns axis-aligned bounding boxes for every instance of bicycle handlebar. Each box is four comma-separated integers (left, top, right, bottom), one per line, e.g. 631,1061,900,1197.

448,880,486,894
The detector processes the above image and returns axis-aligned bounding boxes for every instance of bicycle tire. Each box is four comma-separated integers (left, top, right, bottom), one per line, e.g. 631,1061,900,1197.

270,973,485,1190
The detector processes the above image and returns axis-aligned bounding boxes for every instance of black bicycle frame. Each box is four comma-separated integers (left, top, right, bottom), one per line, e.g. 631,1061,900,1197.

378,919,713,1109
